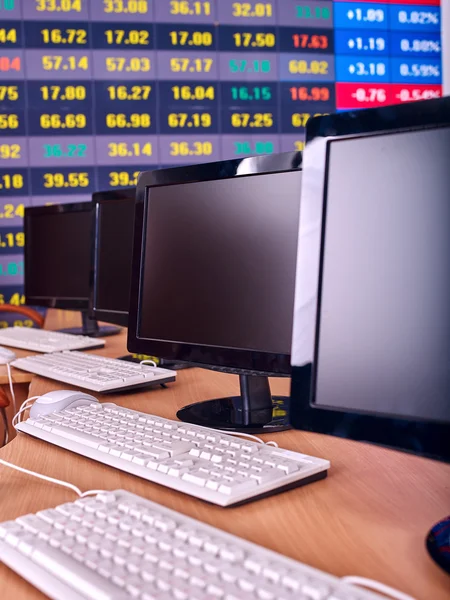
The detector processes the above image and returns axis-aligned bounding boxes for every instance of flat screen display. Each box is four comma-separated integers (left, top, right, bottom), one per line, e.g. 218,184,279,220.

25,207,92,300
315,125,450,423
95,198,135,313
139,170,301,354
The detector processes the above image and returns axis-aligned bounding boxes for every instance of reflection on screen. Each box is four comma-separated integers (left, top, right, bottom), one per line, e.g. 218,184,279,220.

316,126,450,423
96,200,135,313
26,210,92,300
139,171,301,354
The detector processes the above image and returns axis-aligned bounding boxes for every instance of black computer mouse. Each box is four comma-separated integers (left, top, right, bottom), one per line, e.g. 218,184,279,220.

426,516,450,575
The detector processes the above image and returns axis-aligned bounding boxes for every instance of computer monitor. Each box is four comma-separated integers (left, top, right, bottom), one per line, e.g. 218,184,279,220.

90,188,136,329
128,152,303,432
24,203,117,337
289,97,450,575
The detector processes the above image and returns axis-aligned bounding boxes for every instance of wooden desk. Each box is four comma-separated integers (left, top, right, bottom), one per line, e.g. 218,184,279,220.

0,310,449,600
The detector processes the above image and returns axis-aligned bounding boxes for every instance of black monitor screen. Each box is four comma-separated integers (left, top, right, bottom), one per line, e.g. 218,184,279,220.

26,207,92,302
139,170,301,355
316,126,450,424
95,199,135,314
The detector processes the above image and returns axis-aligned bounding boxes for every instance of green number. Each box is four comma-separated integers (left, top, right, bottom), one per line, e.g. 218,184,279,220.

296,5,330,19
231,86,272,101
255,142,274,154
43,143,87,158
234,142,252,155
0,0,15,10
234,141,274,155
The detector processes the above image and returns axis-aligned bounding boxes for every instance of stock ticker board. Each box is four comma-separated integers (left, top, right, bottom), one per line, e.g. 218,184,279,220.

0,0,445,313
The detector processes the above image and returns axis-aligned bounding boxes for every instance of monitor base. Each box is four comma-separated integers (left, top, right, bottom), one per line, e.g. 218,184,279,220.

177,396,290,433
117,355,193,370
426,515,450,574
177,374,291,433
58,312,121,338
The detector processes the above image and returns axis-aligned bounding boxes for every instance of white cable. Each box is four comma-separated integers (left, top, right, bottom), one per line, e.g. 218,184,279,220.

0,458,106,499
12,396,40,428
342,576,417,600
208,427,278,447
6,362,16,414
140,359,157,368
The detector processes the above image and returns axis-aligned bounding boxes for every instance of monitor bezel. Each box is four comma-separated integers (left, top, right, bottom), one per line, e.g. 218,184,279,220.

127,152,302,374
290,97,450,462
24,202,93,310
90,188,136,327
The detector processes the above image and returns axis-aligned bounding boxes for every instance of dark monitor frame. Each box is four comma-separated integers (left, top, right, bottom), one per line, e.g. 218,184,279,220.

290,97,450,463
24,202,93,311
90,188,136,327
128,152,302,376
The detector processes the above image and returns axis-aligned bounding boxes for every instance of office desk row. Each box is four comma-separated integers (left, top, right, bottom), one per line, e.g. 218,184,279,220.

0,310,449,600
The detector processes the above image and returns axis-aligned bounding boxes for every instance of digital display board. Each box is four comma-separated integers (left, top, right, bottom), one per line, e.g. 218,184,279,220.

0,0,446,315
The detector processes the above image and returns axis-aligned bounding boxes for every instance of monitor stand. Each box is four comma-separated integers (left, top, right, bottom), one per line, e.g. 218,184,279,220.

177,373,291,433
58,311,120,338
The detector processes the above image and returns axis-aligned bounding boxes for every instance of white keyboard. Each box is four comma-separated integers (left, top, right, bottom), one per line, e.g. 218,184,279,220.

0,327,105,353
0,489,386,600
12,352,176,393
16,402,330,507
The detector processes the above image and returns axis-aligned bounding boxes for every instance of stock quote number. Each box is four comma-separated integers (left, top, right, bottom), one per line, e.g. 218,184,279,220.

289,86,331,102
0,57,21,72
170,58,213,72
109,171,140,186
291,113,327,127
42,55,89,71
232,3,273,18
292,33,328,50
168,113,212,128
231,86,271,101
106,113,151,128
234,141,274,155
169,31,213,47
105,57,150,72
171,85,215,100
0,204,25,219
170,1,211,16
0,232,25,249
41,28,87,44
229,59,270,73
0,114,19,130
0,320,33,329
289,59,328,75
108,142,153,157
233,33,275,48
104,30,150,45
170,141,213,156
0,144,21,159
0,293,25,307
36,0,82,11
107,85,152,101
231,112,273,128
0,260,23,278
0,174,24,190
0,28,17,44
43,143,87,158
40,85,87,101
103,0,149,13
40,114,86,129
0,86,19,102
43,172,89,188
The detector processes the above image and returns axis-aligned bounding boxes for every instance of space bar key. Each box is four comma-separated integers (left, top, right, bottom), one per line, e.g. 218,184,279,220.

49,425,100,449
32,543,126,600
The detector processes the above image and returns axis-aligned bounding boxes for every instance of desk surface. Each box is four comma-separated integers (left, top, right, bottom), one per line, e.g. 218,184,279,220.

0,310,449,600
